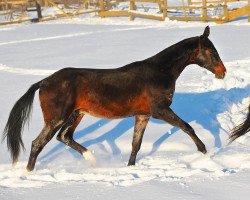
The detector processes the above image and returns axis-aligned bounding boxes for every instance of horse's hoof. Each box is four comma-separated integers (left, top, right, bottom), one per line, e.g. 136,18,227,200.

201,149,207,154
197,143,207,154
82,150,96,167
198,146,207,154
127,161,135,166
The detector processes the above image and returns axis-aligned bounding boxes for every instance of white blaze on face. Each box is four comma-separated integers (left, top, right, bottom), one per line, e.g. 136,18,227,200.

82,150,96,167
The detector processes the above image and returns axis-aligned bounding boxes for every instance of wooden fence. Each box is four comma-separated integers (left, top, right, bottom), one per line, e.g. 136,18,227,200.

168,0,250,23
98,0,250,23
0,0,249,25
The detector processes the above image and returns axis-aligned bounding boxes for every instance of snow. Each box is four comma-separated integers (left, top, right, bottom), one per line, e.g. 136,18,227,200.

0,16,250,199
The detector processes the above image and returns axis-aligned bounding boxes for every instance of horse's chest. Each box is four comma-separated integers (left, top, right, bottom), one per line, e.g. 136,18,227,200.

151,85,175,105
166,90,174,103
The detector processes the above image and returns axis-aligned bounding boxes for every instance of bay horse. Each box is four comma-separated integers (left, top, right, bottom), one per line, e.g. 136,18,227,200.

229,104,250,143
2,26,226,172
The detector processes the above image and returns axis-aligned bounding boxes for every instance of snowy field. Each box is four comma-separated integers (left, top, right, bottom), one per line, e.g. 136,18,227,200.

0,16,250,199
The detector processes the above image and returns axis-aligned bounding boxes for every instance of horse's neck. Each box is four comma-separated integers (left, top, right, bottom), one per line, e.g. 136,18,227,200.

151,37,199,80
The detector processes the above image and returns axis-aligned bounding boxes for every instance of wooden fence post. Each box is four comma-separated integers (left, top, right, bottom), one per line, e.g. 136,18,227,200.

248,0,250,22
202,0,207,22
188,0,192,13
162,0,167,19
165,0,168,18
99,0,104,18
158,0,162,13
129,0,135,21
223,0,229,22
43,0,48,7
181,0,187,20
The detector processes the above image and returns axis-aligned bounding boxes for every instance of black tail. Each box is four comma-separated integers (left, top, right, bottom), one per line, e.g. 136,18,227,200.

2,81,42,164
229,104,250,143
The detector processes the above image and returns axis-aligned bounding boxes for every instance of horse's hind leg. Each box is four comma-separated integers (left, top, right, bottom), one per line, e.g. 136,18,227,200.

128,115,149,166
56,110,96,167
26,120,63,171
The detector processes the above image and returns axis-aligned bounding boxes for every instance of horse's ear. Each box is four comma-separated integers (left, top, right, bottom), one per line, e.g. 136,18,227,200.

202,26,210,38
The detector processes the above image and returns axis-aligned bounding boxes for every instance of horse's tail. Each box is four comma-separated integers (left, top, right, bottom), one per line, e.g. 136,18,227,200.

2,80,42,164
229,104,250,143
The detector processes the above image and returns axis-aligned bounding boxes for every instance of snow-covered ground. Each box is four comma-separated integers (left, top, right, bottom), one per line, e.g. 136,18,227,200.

0,16,250,199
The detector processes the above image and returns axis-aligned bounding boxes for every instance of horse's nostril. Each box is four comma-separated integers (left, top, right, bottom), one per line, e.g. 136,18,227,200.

215,72,225,79
214,64,226,79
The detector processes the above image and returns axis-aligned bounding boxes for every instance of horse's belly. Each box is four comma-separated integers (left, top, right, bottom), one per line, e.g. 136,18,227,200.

75,93,151,119
80,109,132,119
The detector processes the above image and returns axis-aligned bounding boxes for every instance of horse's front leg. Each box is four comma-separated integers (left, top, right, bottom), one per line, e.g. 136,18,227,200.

152,104,207,154
128,115,150,166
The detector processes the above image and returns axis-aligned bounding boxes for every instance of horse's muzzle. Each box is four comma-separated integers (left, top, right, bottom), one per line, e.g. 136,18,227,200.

214,64,226,79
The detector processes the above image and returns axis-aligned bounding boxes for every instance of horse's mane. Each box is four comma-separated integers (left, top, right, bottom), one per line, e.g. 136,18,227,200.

147,36,199,65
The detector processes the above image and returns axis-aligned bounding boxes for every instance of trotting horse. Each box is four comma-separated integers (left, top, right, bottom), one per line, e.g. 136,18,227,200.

229,104,250,143
2,26,226,172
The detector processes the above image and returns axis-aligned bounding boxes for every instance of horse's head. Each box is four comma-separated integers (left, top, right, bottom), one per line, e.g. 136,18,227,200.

194,26,226,79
